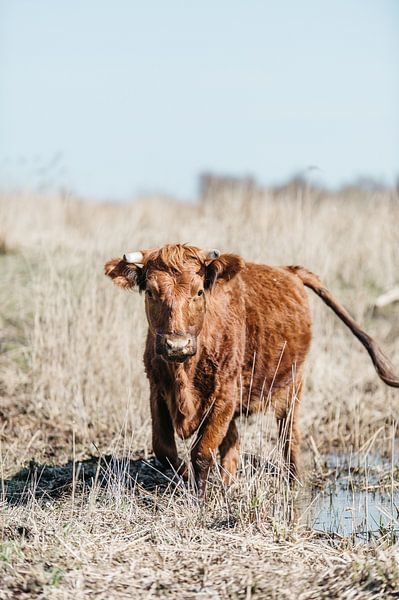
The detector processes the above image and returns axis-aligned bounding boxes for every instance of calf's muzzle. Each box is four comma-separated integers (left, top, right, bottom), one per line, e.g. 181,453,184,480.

156,333,197,362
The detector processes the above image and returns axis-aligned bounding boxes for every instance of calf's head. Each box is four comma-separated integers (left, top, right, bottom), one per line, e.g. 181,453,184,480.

105,244,244,363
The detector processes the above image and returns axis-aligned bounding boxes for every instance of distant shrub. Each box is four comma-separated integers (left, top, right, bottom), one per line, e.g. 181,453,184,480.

0,236,8,255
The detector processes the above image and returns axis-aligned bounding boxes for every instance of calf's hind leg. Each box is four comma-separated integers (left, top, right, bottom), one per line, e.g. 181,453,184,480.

219,419,240,486
273,378,302,481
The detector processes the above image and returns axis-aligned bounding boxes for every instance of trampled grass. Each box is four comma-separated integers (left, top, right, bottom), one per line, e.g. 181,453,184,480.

0,184,398,598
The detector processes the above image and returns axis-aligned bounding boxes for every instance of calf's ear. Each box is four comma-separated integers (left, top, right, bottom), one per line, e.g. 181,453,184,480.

104,258,144,290
205,254,244,289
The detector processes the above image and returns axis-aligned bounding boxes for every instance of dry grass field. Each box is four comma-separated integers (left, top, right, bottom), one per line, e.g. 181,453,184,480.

1,184,399,598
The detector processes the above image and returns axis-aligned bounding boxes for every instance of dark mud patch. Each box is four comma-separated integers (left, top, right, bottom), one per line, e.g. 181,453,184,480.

2,453,279,506
2,455,178,504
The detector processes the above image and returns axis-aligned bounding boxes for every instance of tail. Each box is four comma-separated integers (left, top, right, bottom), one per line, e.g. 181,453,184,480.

287,266,399,388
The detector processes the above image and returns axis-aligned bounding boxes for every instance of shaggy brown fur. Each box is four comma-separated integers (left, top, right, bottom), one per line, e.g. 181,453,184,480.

105,244,399,496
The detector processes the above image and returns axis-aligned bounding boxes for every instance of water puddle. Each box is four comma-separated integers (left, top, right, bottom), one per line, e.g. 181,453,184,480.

299,453,399,542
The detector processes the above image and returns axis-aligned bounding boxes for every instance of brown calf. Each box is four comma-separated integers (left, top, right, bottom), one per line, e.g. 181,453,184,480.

105,244,399,496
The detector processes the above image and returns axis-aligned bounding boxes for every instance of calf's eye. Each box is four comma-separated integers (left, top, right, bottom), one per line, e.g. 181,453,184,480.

197,289,204,297
146,290,153,299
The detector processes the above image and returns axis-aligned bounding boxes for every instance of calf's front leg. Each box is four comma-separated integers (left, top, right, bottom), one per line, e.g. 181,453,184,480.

150,384,183,475
191,383,236,498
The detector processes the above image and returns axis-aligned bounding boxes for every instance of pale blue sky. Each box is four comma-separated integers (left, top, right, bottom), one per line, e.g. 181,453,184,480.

1,1,398,200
